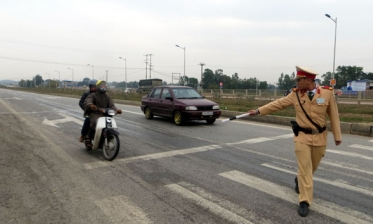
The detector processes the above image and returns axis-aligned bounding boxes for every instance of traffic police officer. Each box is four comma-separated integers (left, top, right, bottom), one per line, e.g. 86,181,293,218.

248,66,342,217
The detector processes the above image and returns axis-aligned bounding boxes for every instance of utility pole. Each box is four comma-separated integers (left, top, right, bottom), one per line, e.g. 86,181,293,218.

149,54,153,79
199,63,205,92
46,72,50,88
105,70,108,83
55,71,60,88
144,55,148,79
146,54,153,79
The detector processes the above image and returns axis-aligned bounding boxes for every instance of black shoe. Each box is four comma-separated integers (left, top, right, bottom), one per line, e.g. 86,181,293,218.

295,177,299,194
298,201,309,217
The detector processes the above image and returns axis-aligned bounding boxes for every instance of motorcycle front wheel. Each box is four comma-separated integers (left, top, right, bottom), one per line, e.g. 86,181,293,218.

102,133,120,161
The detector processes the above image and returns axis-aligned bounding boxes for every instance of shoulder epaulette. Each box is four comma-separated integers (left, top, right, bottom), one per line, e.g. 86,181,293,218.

321,85,333,90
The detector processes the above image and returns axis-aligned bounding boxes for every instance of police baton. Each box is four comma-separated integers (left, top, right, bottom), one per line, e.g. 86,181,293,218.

221,113,250,123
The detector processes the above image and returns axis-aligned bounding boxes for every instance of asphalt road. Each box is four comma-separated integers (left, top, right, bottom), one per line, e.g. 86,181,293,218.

1,88,372,224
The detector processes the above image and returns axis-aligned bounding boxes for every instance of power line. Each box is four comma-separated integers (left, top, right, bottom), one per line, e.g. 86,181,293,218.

0,56,143,69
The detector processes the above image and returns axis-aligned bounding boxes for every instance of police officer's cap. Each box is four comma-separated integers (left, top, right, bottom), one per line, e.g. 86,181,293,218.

295,66,318,80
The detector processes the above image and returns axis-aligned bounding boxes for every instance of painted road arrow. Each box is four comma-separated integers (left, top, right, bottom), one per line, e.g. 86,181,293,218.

42,112,83,128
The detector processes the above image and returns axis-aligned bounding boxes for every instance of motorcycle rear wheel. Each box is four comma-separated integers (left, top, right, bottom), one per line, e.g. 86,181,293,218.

102,134,120,161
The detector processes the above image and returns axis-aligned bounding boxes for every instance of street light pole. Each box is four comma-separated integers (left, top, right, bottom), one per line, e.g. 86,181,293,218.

325,14,337,88
176,45,186,86
55,70,60,88
68,68,74,87
87,64,94,79
119,57,127,90
199,63,205,92
46,72,50,88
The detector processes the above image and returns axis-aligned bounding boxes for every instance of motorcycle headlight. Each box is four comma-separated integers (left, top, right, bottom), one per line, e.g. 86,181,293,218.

185,106,198,110
212,105,220,110
107,109,116,116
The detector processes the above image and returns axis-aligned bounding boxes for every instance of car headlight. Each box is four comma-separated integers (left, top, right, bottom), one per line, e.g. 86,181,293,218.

212,105,220,110
185,106,198,110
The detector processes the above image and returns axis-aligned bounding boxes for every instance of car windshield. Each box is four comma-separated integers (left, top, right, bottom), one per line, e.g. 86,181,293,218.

172,88,203,99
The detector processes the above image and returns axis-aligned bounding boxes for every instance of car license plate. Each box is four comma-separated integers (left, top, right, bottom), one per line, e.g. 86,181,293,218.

202,112,213,116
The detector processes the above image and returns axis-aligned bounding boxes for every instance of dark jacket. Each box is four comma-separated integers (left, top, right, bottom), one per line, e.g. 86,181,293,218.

79,90,92,110
84,92,117,128
84,92,117,111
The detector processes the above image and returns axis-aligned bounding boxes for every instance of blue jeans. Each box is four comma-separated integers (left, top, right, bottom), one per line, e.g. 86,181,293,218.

81,118,90,136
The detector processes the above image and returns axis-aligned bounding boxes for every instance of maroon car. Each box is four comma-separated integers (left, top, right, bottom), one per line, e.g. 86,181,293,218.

141,86,221,125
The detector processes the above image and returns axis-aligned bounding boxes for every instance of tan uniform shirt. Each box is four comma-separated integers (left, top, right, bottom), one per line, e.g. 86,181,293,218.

258,86,342,146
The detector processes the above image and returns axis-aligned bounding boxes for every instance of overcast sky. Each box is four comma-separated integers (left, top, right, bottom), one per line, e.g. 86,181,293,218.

1,0,372,85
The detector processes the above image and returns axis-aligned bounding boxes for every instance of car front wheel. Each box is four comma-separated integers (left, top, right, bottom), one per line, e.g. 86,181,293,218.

206,118,216,124
144,107,154,119
173,111,184,126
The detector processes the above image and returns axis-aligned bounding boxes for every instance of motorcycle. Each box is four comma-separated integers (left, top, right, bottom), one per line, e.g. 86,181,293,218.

85,108,120,161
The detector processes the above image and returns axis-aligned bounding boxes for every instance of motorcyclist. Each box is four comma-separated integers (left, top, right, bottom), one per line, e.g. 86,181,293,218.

78,79,97,142
84,80,122,146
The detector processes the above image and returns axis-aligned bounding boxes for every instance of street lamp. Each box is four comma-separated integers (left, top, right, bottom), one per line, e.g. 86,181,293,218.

175,45,186,86
55,70,60,88
46,72,50,88
325,13,337,87
87,64,94,79
119,57,127,90
68,68,74,87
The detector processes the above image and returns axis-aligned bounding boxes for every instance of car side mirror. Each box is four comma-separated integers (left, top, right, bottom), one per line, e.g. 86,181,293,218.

165,97,173,101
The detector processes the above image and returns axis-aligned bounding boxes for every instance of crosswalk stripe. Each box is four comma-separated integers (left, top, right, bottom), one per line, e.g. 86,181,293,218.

349,144,373,152
227,134,293,145
322,160,373,176
328,149,373,161
176,182,274,224
85,145,222,169
95,195,152,224
165,183,254,224
219,170,372,224
261,163,373,197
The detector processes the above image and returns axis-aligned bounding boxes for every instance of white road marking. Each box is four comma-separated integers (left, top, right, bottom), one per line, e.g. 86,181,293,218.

227,134,293,145
4,97,23,100
95,195,153,224
165,183,254,224
219,119,292,130
350,144,373,152
121,109,143,116
261,163,373,197
175,182,274,224
219,170,373,224
84,145,222,169
42,112,83,127
322,160,373,176
42,96,61,99
328,149,373,161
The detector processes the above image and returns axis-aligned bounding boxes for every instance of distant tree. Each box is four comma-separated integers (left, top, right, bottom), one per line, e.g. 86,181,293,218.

277,73,295,89
366,72,373,80
187,77,198,88
231,73,240,89
82,77,90,86
34,74,43,87
259,81,268,89
202,69,215,89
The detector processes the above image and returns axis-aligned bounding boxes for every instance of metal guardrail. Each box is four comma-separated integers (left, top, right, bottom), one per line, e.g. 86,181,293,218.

199,89,373,101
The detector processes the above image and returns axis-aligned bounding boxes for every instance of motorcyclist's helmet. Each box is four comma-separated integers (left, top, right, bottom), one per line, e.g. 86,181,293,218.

96,80,107,93
89,79,97,87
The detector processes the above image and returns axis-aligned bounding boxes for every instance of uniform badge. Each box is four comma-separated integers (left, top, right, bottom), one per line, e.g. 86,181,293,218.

316,98,325,105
